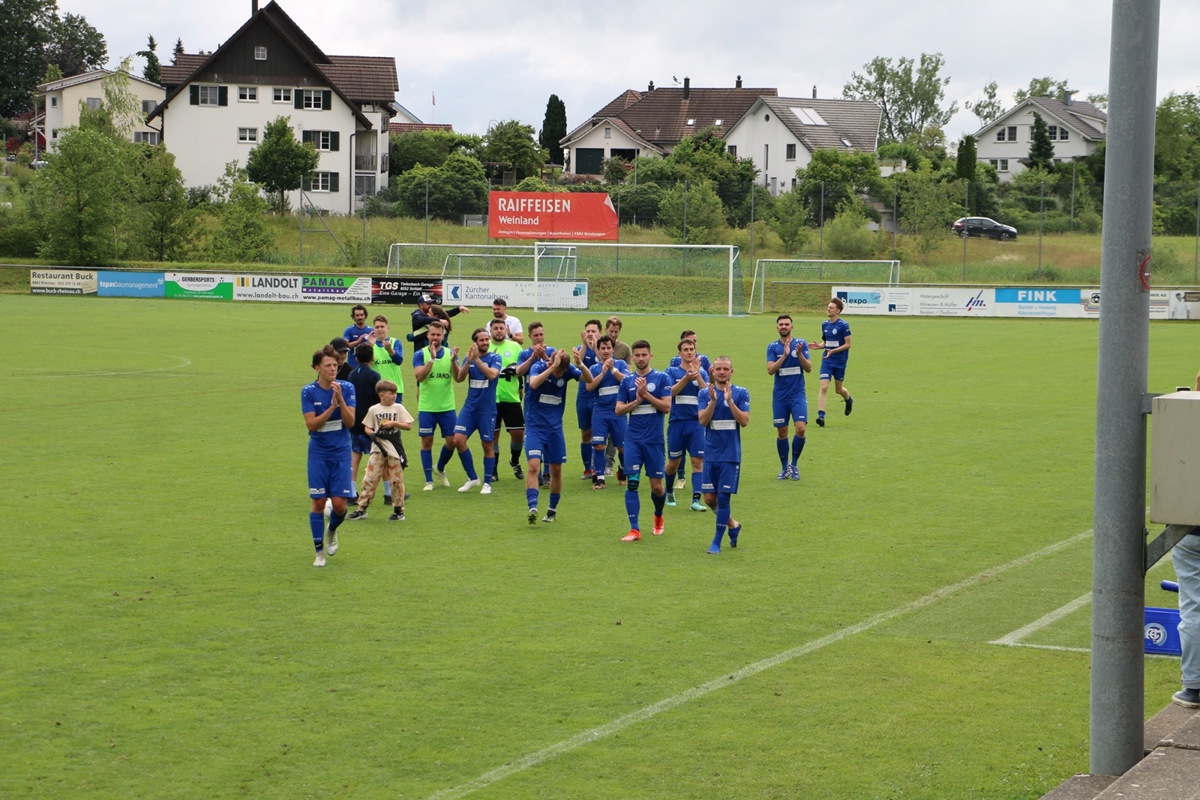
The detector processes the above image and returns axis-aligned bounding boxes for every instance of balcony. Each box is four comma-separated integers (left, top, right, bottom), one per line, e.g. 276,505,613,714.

354,153,376,171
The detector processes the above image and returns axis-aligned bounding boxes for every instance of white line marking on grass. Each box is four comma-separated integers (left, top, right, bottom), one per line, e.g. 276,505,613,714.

426,528,1094,800
39,355,193,378
990,593,1093,646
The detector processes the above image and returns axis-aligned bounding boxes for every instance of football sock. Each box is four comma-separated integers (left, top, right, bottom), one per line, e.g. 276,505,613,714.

459,449,477,480
482,456,495,484
329,509,345,531
712,494,731,548
625,487,640,529
549,492,560,511
437,445,453,473
510,440,521,466
665,469,676,487
776,438,788,467
420,449,433,481
526,487,538,509
652,491,666,516
791,435,806,465
593,448,607,476
581,442,591,468
692,471,702,494
309,511,325,551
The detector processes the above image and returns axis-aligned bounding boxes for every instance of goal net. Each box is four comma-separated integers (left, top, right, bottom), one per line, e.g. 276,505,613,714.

748,259,900,314
386,242,744,316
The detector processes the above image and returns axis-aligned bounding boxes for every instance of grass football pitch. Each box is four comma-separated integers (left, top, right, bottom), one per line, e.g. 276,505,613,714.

1,294,1190,799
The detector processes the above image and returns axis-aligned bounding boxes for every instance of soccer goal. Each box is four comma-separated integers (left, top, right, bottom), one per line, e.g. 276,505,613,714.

748,258,900,314
386,241,743,316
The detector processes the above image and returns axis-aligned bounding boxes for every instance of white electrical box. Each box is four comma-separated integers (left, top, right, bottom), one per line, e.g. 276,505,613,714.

1150,391,1200,524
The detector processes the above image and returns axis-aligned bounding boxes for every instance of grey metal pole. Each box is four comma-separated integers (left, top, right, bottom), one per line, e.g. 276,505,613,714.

1193,183,1198,284
1091,0,1159,777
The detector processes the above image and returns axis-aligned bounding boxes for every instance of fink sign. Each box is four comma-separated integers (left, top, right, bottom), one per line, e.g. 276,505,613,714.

488,191,619,240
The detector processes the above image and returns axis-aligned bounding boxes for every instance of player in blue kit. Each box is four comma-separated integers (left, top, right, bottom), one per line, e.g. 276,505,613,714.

614,340,672,541
452,327,503,494
665,337,709,511
766,314,811,481
583,335,629,490
698,356,751,554
524,348,582,524
811,297,853,426
301,345,356,567
666,330,710,491
516,321,557,489
571,319,603,480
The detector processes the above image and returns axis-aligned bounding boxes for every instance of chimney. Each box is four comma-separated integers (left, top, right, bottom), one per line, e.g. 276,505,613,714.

648,80,654,92
1063,90,1074,105
736,75,743,89
812,85,817,99
252,0,259,13
683,77,690,100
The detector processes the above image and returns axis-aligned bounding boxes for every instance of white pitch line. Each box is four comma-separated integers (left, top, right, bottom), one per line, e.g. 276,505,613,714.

425,528,1094,800
990,592,1093,646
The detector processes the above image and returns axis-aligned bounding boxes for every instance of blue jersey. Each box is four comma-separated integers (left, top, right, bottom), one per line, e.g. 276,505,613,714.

526,361,581,429
575,346,599,400
518,345,557,392
343,323,372,365
461,351,503,412
767,338,809,400
699,384,750,463
589,358,629,413
665,363,710,422
619,369,671,444
820,318,851,367
301,379,356,455
669,353,711,372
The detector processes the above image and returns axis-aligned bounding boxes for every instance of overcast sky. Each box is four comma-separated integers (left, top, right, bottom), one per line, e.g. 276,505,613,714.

59,0,1200,141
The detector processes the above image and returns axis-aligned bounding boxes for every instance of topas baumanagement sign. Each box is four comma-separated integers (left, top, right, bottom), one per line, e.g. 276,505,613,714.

488,191,618,240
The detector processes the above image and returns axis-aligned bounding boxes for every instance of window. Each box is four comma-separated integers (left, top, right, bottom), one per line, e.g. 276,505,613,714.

763,143,769,170
238,86,257,102
273,88,291,103
603,127,611,139
303,171,339,192
300,89,329,110
50,96,58,108
197,85,222,106
86,97,101,110
302,130,339,151
727,145,737,157
51,128,59,140
254,46,267,61
238,127,258,143
998,159,1009,172
785,143,796,160
141,99,156,114
996,125,1018,142
133,131,160,145
714,118,723,126
1058,128,1069,141
686,118,695,126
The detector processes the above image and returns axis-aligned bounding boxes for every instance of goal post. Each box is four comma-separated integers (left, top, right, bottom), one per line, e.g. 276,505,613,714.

749,258,900,314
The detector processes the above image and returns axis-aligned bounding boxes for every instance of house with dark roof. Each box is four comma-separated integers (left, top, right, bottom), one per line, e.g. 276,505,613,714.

37,70,165,152
150,0,398,213
972,94,1107,182
560,77,776,176
722,95,883,194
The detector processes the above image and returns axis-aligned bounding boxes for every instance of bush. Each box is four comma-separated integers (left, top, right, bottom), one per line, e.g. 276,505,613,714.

823,205,875,260
0,215,44,257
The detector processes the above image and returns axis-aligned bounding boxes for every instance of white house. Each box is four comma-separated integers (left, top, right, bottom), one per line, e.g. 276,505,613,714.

722,95,883,194
37,70,165,151
150,0,398,214
973,94,1107,182
560,77,775,176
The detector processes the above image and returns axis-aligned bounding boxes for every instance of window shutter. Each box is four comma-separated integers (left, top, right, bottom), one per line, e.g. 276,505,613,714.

294,91,303,110
330,132,339,151
218,86,228,106
322,90,332,111
301,130,312,144
329,172,339,193
190,86,199,105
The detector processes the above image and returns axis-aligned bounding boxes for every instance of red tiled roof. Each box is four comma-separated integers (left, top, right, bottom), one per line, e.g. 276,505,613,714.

320,56,398,102
389,123,455,135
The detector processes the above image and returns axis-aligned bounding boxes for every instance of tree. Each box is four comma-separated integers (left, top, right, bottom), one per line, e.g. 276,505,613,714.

893,170,963,264
769,189,811,254
389,129,479,174
44,12,107,77
0,0,57,116
842,52,957,144
539,94,567,165
657,180,726,244
1014,77,1071,104
392,153,488,219
131,145,192,261
956,135,979,215
823,203,876,260
1028,112,1055,172
793,149,885,222
245,116,319,212
481,119,544,182
138,35,161,84
966,81,1003,126
211,179,273,262
664,130,758,225
613,181,664,226
172,38,184,64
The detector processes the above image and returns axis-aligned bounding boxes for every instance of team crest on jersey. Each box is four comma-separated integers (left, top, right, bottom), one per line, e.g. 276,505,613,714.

555,378,564,387
647,382,657,391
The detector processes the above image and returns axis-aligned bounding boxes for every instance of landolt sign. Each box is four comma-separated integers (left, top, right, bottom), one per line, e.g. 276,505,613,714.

488,191,618,240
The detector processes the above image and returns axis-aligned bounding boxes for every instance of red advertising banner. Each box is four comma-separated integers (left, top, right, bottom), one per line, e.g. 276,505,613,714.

488,191,618,240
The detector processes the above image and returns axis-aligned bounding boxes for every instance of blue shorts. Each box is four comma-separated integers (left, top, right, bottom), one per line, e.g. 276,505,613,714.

667,419,705,461
623,437,665,479
351,432,373,454
820,362,847,382
576,394,596,430
701,460,741,495
525,425,567,464
591,410,626,448
455,406,496,442
419,410,457,439
307,450,353,499
772,393,808,427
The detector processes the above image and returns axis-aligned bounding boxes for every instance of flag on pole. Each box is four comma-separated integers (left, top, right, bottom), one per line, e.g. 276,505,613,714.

432,91,436,106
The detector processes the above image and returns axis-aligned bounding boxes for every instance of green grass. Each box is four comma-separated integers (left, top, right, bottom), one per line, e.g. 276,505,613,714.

0,295,1191,799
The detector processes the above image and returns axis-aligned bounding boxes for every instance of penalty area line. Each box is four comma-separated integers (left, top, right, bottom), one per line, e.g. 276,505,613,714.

425,527,1094,800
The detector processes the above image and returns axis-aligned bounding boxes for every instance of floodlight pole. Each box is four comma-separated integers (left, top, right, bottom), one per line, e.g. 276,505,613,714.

1090,0,1159,777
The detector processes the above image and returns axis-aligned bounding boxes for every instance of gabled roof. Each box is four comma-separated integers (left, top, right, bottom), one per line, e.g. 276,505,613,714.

563,83,777,148
37,69,163,93
389,122,455,135
753,97,882,153
974,95,1107,141
150,1,396,127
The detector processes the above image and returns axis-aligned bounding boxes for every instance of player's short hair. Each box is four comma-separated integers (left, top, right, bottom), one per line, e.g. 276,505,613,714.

471,327,488,342
428,319,446,332
373,314,389,325
677,338,696,352
354,343,374,363
606,315,623,329
776,314,792,323
529,321,544,333
630,339,651,352
376,380,398,394
312,345,338,367
678,329,696,340
584,318,602,331
492,297,507,307
489,317,507,328
351,304,368,318
829,297,844,311
596,335,614,349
